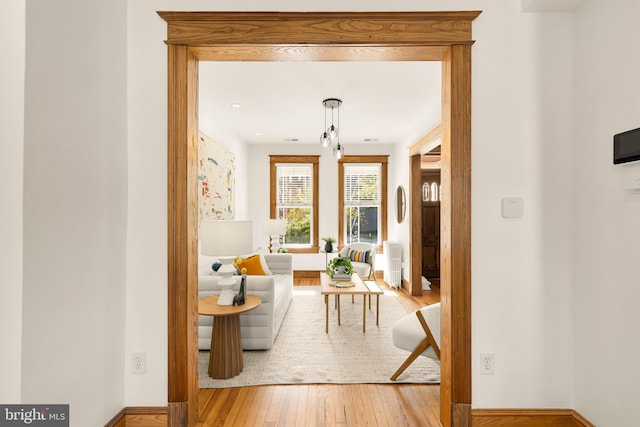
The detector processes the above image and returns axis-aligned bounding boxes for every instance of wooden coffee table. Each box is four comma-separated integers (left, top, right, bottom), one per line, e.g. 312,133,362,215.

198,294,261,379
320,272,382,333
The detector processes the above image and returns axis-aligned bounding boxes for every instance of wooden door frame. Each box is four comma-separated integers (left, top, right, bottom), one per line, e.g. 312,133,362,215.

409,124,444,296
159,11,478,427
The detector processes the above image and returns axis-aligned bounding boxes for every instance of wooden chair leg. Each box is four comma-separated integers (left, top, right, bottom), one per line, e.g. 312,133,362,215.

390,337,431,381
391,310,441,381
416,310,441,359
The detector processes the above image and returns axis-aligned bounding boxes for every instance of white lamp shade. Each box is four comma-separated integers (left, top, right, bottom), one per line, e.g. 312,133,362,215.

263,218,287,236
200,220,253,256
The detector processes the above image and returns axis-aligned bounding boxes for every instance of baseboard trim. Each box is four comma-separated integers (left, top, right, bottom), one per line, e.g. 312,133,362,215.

472,408,594,427
294,270,382,280
294,270,319,279
105,406,168,427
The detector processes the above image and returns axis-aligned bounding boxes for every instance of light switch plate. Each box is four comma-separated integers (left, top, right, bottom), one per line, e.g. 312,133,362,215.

501,197,524,218
625,171,640,191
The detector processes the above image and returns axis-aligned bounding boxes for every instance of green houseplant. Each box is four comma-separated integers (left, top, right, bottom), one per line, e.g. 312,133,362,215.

321,237,336,253
326,257,354,278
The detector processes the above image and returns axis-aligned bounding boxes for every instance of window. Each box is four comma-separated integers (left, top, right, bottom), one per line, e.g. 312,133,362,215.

338,156,388,248
431,182,439,202
422,182,430,201
270,156,319,252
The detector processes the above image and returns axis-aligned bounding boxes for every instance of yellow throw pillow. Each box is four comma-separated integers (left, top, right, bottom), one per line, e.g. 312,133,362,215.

235,254,268,275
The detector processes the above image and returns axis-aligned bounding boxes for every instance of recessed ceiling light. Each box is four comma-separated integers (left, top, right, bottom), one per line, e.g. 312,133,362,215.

230,103,241,108
284,138,299,142
364,138,378,142
255,132,262,136
383,130,389,135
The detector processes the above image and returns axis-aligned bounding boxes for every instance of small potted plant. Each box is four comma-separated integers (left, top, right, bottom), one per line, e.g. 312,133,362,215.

321,237,336,253
327,257,354,278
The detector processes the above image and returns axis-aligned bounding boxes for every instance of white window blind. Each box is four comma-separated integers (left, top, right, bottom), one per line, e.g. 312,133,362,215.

276,164,312,207
344,164,381,206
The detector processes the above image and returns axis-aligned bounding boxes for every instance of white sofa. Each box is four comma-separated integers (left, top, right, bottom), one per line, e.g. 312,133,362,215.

198,253,293,350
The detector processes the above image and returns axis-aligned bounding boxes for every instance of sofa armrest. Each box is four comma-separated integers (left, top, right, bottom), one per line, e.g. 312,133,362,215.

263,253,292,275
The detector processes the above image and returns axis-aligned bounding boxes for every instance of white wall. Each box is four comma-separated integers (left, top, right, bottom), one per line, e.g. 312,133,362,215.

573,1,640,425
124,1,170,406
0,0,25,404
391,140,413,282
24,0,640,422
23,1,128,424
470,6,576,407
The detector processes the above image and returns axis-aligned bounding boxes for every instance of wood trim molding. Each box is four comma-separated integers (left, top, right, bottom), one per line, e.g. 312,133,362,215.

472,409,595,427
408,123,442,156
158,11,481,47
190,45,450,62
269,155,320,251
294,270,320,279
105,407,168,427
166,44,199,426
439,44,473,426
409,154,423,296
337,155,389,250
160,11,479,427
295,270,384,280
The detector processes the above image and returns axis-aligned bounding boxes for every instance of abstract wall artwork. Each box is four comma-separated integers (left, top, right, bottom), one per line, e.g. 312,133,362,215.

198,132,235,220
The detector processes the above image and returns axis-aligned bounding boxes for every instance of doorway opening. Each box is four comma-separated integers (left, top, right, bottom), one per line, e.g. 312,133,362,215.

160,11,478,427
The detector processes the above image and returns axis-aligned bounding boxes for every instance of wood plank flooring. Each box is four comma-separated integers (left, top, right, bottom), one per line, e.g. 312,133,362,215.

197,276,442,427
197,384,440,426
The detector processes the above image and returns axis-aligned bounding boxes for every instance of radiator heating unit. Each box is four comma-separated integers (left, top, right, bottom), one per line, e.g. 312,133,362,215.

383,241,402,289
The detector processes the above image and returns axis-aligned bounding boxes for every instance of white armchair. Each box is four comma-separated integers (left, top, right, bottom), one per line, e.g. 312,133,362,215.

338,242,376,280
390,302,441,381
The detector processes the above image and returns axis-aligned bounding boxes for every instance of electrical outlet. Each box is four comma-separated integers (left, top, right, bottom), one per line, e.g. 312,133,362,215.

132,352,146,374
480,353,494,375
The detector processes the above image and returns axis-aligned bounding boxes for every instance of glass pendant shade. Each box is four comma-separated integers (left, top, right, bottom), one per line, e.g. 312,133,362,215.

320,132,330,147
328,124,338,141
333,144,344,159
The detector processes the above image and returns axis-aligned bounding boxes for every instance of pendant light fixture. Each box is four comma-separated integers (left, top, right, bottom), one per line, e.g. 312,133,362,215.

320,98,343,158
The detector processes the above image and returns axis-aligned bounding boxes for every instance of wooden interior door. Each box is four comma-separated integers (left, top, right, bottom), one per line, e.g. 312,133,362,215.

422,171,441,279
422,204,440,278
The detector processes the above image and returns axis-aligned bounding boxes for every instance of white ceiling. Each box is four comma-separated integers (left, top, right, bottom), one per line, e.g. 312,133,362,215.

198,61,442,148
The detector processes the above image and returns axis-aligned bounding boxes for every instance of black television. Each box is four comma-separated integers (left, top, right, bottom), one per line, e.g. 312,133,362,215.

614,127,640,164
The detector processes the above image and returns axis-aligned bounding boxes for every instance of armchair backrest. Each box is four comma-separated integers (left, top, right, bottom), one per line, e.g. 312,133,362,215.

338,242,376,271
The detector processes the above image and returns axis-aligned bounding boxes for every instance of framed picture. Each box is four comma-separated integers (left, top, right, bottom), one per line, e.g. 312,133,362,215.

198,132,235,220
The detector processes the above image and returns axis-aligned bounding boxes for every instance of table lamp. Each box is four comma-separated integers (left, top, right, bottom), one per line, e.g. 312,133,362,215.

200,220,253,305
264,218,287,253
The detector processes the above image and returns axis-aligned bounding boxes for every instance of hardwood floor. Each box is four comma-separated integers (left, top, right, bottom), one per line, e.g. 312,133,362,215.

197,384,440,426
197,276,442,427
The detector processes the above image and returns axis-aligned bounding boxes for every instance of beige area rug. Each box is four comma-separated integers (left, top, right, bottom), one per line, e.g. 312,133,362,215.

199,285,440,388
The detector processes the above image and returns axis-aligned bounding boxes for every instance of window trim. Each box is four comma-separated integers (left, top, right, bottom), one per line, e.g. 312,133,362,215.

270,155,320,253
338,155,388,252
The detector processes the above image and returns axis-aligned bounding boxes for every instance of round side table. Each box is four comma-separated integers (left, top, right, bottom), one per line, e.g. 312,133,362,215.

198,294,261,379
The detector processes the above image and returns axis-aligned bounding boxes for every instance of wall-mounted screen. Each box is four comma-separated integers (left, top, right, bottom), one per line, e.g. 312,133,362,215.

614,127,640,164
